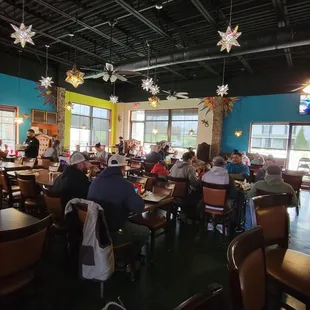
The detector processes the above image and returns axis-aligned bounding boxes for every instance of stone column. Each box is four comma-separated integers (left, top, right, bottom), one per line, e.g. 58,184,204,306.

56,87,66,151
211,97,224,158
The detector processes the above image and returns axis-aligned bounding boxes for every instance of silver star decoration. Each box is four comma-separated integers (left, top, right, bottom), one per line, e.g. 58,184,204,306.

150,84,160,95
110,95,119,104
217,26,241,53
216,84,229,97
39,76,53,89
11,23,35,48
141,78,154,91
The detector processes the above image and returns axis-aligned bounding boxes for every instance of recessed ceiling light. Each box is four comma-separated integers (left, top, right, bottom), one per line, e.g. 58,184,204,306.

68,33,74,37
155,2,163,9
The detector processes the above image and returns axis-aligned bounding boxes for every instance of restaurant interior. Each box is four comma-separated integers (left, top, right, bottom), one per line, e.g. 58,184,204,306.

0,0,310,309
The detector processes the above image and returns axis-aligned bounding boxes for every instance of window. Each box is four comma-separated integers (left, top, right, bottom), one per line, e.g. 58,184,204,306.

70,103,111,152
130,109,198,149
0,105,16,151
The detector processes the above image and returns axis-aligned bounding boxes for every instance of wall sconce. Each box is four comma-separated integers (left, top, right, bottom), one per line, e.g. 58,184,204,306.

65,101,73,111
234,130,243,138
14,116,24,125
81,124,87,130
152,128,158,134
188,129,195,136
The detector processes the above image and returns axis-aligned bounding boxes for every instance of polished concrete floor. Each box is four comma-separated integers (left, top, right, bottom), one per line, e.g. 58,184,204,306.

3,191,310,310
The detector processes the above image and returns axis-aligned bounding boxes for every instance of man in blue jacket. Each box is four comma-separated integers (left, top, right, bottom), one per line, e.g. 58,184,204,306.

225,152,250,180
88,154,150,246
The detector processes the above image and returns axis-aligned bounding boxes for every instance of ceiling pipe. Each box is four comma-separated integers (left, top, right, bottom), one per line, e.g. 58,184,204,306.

115,25,310,72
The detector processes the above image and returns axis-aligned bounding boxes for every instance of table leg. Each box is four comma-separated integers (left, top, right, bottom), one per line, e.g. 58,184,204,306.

235,192,246,232
0,184,2,210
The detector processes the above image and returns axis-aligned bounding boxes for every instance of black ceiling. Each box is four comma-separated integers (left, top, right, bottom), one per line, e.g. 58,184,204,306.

0,0,310,98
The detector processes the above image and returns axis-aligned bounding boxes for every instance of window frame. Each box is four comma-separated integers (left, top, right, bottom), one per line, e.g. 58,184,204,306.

0,105,18,148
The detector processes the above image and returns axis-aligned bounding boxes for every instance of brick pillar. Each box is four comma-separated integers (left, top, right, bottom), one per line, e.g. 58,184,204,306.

56,87,66,151
211,97,224,158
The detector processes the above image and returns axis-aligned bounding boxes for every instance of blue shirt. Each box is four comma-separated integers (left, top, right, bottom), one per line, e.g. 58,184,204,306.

225,162,250,178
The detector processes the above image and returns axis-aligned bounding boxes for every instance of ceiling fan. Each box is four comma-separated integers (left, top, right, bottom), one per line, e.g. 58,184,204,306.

84,20,139,82
289,80,310,93
163,90,189,100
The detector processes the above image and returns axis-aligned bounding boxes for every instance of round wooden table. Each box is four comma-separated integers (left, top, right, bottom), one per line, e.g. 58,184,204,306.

0,162,24,170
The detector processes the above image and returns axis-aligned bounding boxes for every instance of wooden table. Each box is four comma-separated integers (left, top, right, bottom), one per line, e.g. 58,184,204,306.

0,162,24,170
142,194,174,211
8,169,61,187
0,208,40,232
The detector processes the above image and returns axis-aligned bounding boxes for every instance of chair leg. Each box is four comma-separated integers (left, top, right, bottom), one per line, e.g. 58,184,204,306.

222,217,225,243
100,282,104,299
150,230,155,262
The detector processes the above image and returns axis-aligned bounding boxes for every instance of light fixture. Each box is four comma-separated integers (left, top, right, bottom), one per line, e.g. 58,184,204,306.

302,84,310,94
149,95,160,108
39,45,53,89
189,129,195,136
155,1,163,9
142,78,154,91
234,130,243,137
14,116,24,124
152,128,158,134
65,101,73,111
110,95,119,104
81,124,87,130
65,66,84,88
108,128,112,132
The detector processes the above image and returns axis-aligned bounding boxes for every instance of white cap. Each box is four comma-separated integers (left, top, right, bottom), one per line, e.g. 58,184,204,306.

108,154,126,167
70,152,86,165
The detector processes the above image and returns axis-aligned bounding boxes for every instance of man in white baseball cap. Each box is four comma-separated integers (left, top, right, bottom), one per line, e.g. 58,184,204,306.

88,154,150,247
52,152,90,205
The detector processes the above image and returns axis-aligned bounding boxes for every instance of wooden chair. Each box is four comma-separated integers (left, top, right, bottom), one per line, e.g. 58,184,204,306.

174,283,224,310
127,176,148,189
253,194,310,308
16,174,44,213
22,158,36,168
43,188,64,227
144,161,155,173
227,227,268,310
282,171,303,215
142,172,157,191
201,182,234,242
129,160,142,175
0,215,51,296
49,162,60,172
41,158,52,169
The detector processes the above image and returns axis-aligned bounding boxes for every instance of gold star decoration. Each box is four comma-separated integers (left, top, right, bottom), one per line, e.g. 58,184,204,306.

65,66,84,88
217,26,241,53
11,23,35,48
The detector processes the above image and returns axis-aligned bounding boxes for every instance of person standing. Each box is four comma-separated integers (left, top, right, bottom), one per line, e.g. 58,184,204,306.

0,139,8,158
23,129,39,158
115,137,124,154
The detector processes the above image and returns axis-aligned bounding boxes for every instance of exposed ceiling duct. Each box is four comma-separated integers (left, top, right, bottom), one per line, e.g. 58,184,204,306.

115,24,310,72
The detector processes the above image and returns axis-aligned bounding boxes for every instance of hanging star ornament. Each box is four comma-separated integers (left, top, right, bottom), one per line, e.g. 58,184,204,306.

141,78,154,91
110,95,118,104
11,23,35,48
150,84,160,95
65,66,84,88
217,26,241,53
216,84,229,97
39,76,53,89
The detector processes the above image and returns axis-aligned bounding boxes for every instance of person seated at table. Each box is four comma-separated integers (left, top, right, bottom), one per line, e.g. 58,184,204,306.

94,142,107,163
128,144,137,156
136,145,145,157
151,160,169,178
158,145,169,160
251,153,265,166
115,136,124,154
145,145,161,163
0,139,8,158
42,140,60,162
225,152,250,180
51,152,90,206
255,154,275,181
241,151,251,166
169,152,199,190
87,154,150,247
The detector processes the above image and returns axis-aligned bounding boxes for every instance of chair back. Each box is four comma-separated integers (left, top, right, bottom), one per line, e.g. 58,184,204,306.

152,183,175,197
16,174,38,199
22,158,36,168
253,194,290,248
14,157,23,165
127,176,148,188
282,172,303,191
144,161,155,172
0,215,51,294
41,159,51,169
142,172,157,191
167,176,188,198
0,173,9,192
43,189,64,223
202,182,229,209
130,160,142,169
227,227,268,310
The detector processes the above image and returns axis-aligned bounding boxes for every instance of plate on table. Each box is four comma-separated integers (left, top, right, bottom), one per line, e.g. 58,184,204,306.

141,191,169,202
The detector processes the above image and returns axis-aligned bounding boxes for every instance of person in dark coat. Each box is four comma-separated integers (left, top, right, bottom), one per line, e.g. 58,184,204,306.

88,154,150,246
115,136,124,154
52,152,90,206
145,145,161,163
23,129,39,158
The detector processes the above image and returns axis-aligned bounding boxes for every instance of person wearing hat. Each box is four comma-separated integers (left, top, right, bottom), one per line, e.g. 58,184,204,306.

94,142,107,163
255,154,275,181
225,152,250,180
51,152,90,206
88,154,150,247
115,137,124,154
244,164,298,229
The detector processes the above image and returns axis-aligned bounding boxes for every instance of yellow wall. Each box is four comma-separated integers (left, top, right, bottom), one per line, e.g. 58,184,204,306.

64,91,117,149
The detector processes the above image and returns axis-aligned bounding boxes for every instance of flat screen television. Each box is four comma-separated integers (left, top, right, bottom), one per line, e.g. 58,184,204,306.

299,95,310,115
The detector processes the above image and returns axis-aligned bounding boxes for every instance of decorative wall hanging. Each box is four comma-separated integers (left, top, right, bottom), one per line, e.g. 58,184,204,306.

118,115,122,122
133,103,140,108
223,97,238,117
198,96,238,117
198,97,215,114
201,119,210,127
35,82,57,108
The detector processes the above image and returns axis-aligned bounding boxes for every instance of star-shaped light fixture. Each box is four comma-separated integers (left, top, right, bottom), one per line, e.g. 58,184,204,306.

142,78,154,91
216,84,229,97
148,95,160,108
39,76,53,89
65,66,84,88
14,116,24,124
188,129,195,136
152,128,158,134
110,95,119,104
150,84,160,95
65,101,73,111
217,26,241,53
11,23,35,48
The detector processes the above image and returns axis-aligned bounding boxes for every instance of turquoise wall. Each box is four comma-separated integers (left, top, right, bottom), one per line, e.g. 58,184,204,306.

221,93,310,153
0,73,56,143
